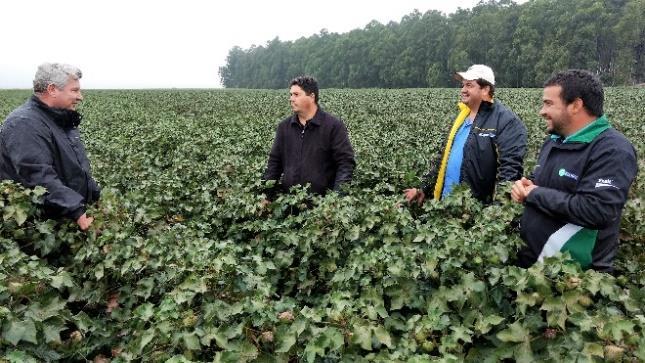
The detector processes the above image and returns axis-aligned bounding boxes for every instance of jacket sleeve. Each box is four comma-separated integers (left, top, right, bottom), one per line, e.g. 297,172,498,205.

331,122,356,191
525,143,637,229
4,119,85,220
261,124,284,199
495,113,527,182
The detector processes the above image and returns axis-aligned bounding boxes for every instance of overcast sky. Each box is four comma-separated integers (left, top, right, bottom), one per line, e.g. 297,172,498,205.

1,0,489,89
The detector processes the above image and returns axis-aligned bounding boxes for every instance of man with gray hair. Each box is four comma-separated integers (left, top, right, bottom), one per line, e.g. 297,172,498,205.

0,63,100,231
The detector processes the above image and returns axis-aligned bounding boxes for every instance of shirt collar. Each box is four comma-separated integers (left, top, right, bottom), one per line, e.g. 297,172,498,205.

290,107,323,126
550,115,611,144
30,95,83,129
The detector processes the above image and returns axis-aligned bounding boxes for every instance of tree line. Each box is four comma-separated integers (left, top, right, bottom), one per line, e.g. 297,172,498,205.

219,0,644,88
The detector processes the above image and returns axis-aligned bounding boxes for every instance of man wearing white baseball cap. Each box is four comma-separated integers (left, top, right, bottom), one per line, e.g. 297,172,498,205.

404,64,527,204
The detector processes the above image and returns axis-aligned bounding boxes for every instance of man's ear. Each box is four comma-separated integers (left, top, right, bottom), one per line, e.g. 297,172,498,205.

46,83,58,97
570,97,585,114
482,85,492,98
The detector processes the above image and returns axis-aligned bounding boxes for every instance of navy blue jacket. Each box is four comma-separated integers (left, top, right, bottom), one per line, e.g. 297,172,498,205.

517,116,638,272
421,100,527,203
263,108,355,198
0,96,100,220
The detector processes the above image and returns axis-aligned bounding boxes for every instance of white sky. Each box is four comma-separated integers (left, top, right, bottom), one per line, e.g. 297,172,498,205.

1,0,488,89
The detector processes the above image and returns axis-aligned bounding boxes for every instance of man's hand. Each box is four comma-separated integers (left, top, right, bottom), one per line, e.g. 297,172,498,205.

404,188,426,205
511,177,538,203
76,213,94,231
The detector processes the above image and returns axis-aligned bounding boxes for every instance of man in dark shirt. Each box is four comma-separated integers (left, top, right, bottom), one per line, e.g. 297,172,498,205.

0,63,100,231
262,76,355,199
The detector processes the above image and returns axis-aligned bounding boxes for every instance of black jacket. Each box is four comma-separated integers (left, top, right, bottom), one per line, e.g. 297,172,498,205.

421,100,527,203
0,96,100,220
263,108,355,198
517,116,638,272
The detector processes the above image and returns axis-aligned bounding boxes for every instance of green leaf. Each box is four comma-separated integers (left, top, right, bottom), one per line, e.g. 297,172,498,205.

373,326,392,348
4,349,39,363
324,327,345,350
138,328,156,353
3,319,38,345
214,352,240,363
15,207,28,226
134,302,155,321
582,342,604,358
450,325,473,344
134,277,155,299
352,325,372,350
475,314,505,334
514,339,534,363
43,319,65,344
635,337,645,361
496,321,529,343
602,319,635,341
541,296,568,329
201,327,229,348
25,296,66,322
275,325,296,353
50,270,74,289
304,337,326,363
72,312,93,333
183,332,201,350
227,339,258,361
291,318,307,336
165,356,193,363
276,332,296,353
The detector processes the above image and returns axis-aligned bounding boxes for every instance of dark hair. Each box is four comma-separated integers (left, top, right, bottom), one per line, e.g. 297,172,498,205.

544,69,604,117
475,79,495,98
290,76,319,103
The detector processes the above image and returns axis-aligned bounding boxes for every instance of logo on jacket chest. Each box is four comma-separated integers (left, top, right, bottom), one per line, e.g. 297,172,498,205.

477,132,496,138
474,127,496,138
558,168,579,180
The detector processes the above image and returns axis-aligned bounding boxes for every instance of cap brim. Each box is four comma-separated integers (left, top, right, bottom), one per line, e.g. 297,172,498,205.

454,71,472,81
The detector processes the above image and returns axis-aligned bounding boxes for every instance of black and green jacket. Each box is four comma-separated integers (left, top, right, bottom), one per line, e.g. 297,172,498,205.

517,115,638,272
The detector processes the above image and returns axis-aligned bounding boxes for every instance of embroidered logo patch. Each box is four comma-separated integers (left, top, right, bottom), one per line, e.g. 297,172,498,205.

478,132,496,138
595,178,619,189
558,168,578,180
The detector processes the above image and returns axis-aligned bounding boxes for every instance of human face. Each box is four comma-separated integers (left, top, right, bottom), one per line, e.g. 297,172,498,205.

289,85,315,114
460,80,486,108
50,78,83,111
540,85,571,135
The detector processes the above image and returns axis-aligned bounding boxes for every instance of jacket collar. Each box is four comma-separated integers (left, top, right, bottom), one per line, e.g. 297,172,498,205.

550,115,611,144
478,100,495,113
30,95,83,129
290,106,323,127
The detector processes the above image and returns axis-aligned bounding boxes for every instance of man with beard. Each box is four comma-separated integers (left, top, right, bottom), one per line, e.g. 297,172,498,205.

512,69,637,272
0,63,100,231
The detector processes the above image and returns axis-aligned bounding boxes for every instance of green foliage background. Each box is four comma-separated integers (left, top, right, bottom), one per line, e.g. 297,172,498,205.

0,87,643,362
219,0,645,88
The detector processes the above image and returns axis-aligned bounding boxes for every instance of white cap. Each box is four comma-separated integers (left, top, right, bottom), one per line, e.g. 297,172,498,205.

455,64,495,85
